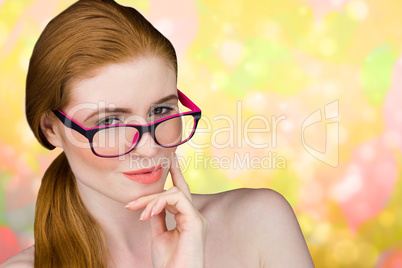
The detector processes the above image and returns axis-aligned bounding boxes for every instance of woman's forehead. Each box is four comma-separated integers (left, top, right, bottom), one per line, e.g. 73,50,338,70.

64,57,177,113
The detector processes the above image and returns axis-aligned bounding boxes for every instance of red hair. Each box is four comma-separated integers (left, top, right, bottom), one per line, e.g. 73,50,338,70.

25,0,177,266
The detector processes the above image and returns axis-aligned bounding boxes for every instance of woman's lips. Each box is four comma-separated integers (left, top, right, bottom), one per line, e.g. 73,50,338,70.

123,165,163,184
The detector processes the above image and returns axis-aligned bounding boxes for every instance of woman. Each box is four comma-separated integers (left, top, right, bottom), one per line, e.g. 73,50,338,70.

1,0,314,267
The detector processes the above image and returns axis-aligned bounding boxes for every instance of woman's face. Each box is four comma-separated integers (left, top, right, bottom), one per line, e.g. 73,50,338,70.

54,56,178,206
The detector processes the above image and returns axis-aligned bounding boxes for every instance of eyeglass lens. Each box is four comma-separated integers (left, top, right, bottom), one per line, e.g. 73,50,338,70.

91,114,196,157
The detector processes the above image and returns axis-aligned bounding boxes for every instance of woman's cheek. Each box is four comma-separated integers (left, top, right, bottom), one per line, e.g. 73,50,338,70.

65,144,121,177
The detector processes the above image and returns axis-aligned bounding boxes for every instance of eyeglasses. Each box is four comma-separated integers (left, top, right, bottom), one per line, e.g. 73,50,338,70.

52,90,201,158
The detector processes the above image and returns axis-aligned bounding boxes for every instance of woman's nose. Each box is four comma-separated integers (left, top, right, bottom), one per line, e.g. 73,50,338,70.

131,132,159,158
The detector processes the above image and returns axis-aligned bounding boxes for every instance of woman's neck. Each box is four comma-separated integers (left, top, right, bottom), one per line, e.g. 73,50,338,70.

75,179,152,255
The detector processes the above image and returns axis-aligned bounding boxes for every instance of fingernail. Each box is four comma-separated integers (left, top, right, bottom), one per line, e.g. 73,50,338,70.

124,201,135,209
151,205,156,217
139,210,145,221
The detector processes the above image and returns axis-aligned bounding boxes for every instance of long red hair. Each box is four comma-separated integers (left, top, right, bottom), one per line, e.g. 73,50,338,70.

25,0,177,267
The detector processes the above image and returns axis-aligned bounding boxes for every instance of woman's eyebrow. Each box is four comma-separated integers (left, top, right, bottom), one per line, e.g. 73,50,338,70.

153,94,178,104
85,107,132,122
84,94,178,122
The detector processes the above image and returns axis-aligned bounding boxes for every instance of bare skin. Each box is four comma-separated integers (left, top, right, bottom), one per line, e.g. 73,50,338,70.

1,188,314,267
1,57,314,267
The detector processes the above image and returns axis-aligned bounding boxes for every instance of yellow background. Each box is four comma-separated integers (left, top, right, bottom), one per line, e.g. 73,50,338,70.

1,0,402,267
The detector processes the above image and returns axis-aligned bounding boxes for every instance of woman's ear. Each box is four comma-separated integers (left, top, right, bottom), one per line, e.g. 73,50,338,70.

40,111,63,148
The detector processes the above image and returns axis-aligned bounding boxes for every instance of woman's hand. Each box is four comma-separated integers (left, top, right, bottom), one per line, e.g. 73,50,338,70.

126,154,209,268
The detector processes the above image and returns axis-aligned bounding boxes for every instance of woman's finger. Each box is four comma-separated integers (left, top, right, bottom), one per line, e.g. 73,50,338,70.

170,153,192,201
149,209,167,239
124,191,162,210
149,190,199,231
125,187,178,211
139,189,198,228
126,187,181,222
138,188,180,221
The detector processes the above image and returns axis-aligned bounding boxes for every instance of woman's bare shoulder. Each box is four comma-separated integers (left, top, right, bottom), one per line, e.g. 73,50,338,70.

192,187,290,237
192,187,286,215
0,245,34,268
192,188,314,267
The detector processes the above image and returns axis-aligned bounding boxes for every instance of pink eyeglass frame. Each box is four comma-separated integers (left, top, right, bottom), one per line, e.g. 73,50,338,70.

52,89,202,158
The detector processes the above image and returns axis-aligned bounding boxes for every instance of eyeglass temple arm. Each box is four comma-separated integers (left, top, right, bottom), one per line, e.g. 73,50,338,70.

52,110,87,137
177,89,201,112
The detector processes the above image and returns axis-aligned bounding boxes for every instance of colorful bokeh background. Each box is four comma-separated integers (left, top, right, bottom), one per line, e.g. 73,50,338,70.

1,0,402,267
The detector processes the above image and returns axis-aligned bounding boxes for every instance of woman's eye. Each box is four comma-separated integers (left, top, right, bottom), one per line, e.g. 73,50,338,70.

97,116,122,126
151,106,175,117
